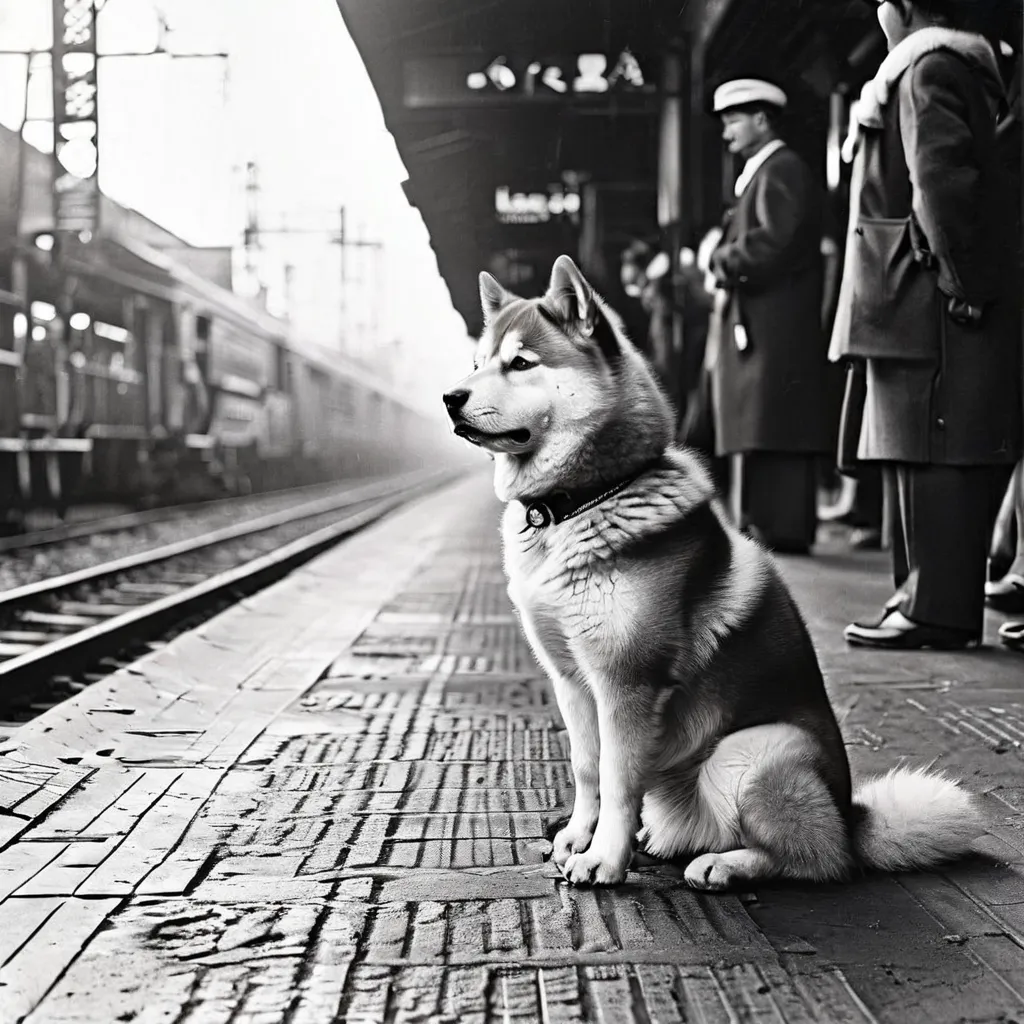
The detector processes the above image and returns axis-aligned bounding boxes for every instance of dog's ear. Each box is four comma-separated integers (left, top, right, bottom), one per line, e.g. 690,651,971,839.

546,255,596,336
546,255,623,365
479,272,512,325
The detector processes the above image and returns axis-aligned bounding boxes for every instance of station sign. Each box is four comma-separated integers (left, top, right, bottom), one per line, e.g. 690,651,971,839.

51,0,99,236
487,252,538,289
495,185,582,226
404,50,653,109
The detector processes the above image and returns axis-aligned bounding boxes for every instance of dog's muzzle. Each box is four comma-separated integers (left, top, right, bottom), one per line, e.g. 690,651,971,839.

442,389,470,421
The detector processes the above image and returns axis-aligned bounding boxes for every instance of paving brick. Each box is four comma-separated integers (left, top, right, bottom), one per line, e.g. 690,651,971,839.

7,474,1024,1022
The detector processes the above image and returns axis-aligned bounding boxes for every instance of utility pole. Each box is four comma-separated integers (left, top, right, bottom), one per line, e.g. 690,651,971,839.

232,209,384,351
333,206,383,357
243,161,262,295
0,1,229,500
10,51,39,323
0,3,229,250
282,260,294,318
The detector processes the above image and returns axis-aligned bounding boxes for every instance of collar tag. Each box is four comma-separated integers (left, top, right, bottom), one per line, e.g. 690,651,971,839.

524,501,553,530
518,460,659,533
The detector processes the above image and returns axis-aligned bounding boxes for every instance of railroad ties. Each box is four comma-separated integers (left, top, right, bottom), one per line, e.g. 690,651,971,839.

0,469,450,723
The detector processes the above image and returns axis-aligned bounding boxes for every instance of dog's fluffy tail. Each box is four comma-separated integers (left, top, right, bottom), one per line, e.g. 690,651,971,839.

850,767,984,871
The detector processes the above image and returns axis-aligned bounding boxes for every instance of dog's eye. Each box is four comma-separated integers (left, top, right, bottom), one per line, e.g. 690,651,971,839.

507,356,535,372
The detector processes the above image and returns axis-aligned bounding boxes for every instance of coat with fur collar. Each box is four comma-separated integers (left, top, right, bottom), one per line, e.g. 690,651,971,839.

833,27,1021,466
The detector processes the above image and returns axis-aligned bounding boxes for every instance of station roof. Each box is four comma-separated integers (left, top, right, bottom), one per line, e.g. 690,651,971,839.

335,0,880,336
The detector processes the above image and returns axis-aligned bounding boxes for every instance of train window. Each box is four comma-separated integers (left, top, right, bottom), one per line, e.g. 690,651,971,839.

195,315,211,350
11,309,28,356
335,380,352,416
0,302,16,353
94,321,129,343
30,300,57,323
273,344,290,392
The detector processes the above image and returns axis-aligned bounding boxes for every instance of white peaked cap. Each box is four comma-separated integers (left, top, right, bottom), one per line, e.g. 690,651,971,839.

713,78,788,113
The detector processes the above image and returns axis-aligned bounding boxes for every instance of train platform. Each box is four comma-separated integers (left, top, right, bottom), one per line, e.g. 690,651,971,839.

3,471,1024,1024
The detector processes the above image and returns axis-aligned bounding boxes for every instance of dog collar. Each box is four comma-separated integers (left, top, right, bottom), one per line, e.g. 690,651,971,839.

520,462,658,531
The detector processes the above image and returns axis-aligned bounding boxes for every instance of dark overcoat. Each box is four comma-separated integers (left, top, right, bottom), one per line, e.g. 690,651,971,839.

832,39,1022,466
709,146,834,456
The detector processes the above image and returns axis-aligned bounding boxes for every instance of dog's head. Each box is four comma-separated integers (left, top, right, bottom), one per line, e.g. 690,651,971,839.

443,255,673,502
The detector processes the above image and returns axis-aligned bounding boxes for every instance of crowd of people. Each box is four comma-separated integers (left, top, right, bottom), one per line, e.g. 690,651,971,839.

621,0,1024,652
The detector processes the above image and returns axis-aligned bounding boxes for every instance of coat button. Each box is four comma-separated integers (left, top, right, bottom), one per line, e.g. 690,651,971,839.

936,417,946,430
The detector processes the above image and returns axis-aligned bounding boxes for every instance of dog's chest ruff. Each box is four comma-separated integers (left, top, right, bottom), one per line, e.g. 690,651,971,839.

504,514,626,642
501,466,700,646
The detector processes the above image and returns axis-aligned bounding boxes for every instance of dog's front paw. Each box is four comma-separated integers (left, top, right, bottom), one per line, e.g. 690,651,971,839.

552,822,595,868
684,852,735,891
561,846,630,887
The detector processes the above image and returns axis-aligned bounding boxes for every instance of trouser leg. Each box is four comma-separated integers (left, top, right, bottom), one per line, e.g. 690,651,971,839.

739,452,818,551
851,464,884,530
885,465,910,595
894,463,1012,633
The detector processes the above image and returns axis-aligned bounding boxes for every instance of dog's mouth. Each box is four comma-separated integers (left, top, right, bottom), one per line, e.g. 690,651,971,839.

453,423,532,453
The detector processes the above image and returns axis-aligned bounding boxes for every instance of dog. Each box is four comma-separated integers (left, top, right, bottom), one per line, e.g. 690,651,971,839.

442,254,983,889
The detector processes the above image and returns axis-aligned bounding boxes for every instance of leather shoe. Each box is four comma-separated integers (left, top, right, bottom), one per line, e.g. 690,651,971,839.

999,621,1024,651
986,573,1024,614
855,594,909,629
844,610,980,650
849,528,882,551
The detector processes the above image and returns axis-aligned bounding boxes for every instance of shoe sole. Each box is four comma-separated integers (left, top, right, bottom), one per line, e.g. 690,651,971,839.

986,595,1024,614
844,633,981,651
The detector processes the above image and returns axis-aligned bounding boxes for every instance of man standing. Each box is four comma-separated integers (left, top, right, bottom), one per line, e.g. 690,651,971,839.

834,0,1021,649
708,79,833,553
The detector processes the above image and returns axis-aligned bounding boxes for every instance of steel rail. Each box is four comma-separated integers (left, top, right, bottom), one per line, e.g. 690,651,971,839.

0,469,439,612
0,475,403,554
0,470,455,697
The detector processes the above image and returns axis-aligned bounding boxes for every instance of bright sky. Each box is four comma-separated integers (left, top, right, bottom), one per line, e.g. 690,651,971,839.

0,0,473,410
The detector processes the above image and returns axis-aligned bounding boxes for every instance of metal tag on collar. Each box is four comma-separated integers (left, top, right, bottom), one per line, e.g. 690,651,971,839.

524,501,554,530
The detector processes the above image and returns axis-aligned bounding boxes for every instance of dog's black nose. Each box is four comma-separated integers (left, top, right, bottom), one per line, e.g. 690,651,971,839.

443,389,470,414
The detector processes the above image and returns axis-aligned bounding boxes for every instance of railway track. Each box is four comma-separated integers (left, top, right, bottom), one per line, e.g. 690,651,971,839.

0,468,454,708
0,477,382,555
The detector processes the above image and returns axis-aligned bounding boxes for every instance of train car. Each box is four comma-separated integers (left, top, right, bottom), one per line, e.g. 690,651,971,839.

290,341,438,482
0,122,459,527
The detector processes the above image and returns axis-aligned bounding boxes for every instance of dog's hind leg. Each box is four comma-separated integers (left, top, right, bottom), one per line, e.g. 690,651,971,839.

684,726,853,891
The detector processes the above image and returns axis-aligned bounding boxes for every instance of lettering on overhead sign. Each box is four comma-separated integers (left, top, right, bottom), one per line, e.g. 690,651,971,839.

403,51,650,108
465,56,517,91
495,187,582,226
575,55,609,93
538,65,567,94
466,50,646,96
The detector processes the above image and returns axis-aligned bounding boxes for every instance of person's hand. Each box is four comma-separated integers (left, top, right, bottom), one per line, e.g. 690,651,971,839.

709,251,730,287
947,297,983,325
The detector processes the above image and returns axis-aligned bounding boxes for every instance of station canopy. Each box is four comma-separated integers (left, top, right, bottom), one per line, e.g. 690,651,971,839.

336,0,882,336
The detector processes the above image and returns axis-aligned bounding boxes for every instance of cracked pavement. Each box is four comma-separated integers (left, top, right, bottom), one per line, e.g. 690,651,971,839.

2,473,1024,1023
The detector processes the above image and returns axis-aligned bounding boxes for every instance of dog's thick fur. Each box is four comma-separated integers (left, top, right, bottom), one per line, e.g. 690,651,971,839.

443,255,983,889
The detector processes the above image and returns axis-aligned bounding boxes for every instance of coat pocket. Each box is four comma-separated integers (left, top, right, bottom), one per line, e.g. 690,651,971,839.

844,216,940,362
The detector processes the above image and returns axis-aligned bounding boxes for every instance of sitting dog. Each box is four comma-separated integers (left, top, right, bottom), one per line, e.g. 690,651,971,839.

442,254,982,888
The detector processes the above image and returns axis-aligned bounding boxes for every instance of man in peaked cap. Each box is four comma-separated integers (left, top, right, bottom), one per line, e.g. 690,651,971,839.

705,77,835,554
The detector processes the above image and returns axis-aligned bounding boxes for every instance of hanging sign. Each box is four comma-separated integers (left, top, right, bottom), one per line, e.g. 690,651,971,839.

404,50,652,109
495,185,582,226
52,0,99,235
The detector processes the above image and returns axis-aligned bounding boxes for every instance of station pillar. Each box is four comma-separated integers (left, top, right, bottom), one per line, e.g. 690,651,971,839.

657,43,691,416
